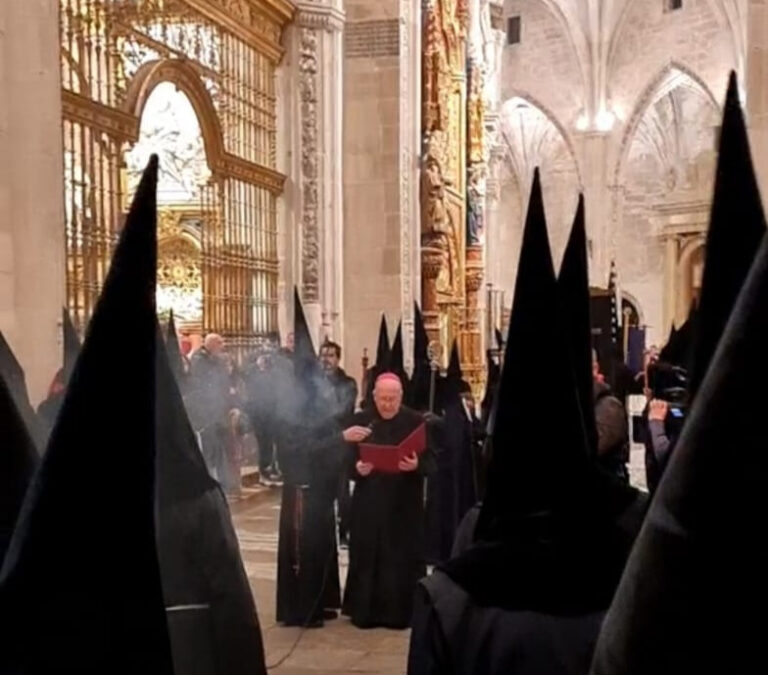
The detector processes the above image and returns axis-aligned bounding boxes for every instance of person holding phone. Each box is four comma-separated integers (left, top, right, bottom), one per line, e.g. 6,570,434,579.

646,398,676,493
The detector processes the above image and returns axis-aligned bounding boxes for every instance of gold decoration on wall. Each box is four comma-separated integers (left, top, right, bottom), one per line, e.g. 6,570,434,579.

59,0,293,356
421,0,469,363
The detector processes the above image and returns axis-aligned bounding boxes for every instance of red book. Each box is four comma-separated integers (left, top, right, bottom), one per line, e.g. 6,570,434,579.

358,423,427,474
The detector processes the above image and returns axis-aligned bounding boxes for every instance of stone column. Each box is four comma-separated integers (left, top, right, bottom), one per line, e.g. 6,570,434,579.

576,130,611,284
662,234,679,334
291,1,345,347
0,0,66,403
748,0,768,199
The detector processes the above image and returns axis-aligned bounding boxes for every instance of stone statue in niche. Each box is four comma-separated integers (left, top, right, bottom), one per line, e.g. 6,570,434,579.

421,132,459,295
467,164,485,246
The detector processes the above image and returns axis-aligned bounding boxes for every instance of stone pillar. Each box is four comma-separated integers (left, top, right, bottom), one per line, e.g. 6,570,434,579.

662,234,679,334
576,131,611,283
0,0,66,403
747,0,768,199
290,1,345,348
343,1,411,379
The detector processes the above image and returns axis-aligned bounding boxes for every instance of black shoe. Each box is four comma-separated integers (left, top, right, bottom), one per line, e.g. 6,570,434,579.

322,609,338,621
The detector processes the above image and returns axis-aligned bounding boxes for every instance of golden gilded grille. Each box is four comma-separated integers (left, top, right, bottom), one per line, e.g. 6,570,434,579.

59,0,292,351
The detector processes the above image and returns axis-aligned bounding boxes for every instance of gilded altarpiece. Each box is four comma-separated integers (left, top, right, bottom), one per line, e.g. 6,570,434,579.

59,0,293,355
421,0,469,366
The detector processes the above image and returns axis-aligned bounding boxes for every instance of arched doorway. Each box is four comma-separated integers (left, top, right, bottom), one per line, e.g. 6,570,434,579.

59,0,292,355
125,82,207,336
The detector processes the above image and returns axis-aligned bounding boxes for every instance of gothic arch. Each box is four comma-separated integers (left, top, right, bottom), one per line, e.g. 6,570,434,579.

613,62,719,185
499,91,583,187
123,59,225,168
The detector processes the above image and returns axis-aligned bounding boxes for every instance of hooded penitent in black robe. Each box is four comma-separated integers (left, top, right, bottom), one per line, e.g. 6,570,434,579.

155,333,267,675
590,73,768,675
362,315,392,408
425,342,478,564
688,73,765,401
343,405,437,629
408,173,644,675
0,362,39,569
0,331,45,451
275,289,344,627
0,157,175,673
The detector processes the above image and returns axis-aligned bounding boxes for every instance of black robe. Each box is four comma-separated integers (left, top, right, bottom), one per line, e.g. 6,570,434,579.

408,570,604,675
276,405,344,626
342,406,436,629
157,490,266,675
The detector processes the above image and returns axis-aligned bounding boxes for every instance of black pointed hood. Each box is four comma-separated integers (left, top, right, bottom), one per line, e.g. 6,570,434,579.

414,303,429,364
447,340,462,381
293,287,316,365
591,231,768,674
689,71,765,398
62,308,81,383
388,321,410,390
165,310,186,385
390,321,405,372
480,349,500,428
154,326,267,672
0,369,38,569
558,195,598,456
443,170,642,614
375,314,391,368
409,305,433,410
155,325,215,506
0,156,173,672
477,169,591,531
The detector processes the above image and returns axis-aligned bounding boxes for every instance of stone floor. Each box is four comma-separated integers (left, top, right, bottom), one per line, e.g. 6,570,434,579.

233,491,411,675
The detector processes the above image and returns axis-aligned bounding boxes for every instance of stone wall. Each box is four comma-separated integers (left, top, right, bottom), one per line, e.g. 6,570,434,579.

0,0,65,404
342,0,404,383
491,0,744,346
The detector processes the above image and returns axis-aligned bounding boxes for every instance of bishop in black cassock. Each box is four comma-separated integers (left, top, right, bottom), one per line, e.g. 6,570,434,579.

343,372,437,629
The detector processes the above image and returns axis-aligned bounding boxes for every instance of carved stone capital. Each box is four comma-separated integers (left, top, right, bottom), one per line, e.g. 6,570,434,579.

296,2,345,32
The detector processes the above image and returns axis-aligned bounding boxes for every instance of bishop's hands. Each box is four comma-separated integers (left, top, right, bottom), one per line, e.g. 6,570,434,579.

398,453,419,473
356,461,374,477
343,425,372,443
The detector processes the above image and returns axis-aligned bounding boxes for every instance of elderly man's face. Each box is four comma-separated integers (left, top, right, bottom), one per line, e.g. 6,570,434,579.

373,380,403,420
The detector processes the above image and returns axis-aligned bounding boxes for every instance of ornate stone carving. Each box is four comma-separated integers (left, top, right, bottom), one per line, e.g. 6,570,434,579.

299,27,320,303
421,133,460,296
422,0,469,355
467,163,486,246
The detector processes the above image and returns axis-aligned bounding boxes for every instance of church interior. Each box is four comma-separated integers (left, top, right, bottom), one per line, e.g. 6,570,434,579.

0,0,753,404
1,1,764,674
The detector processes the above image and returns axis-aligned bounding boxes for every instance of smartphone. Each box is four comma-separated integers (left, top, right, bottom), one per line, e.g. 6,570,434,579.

669,407,684,419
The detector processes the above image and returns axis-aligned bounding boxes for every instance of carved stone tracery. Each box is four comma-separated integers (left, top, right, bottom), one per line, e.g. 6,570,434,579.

299,26,320,303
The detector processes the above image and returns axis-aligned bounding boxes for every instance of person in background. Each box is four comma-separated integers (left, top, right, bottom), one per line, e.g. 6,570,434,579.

189,334,232,482
644,398,675,494
343,373,436,630
245,351,281,487
319,340,358,548
593,350,630,483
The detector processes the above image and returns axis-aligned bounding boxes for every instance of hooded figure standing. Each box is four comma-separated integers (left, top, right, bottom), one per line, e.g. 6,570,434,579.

156,333,267,675
407,172,645,675
275,290,369,627
0,157,175,673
